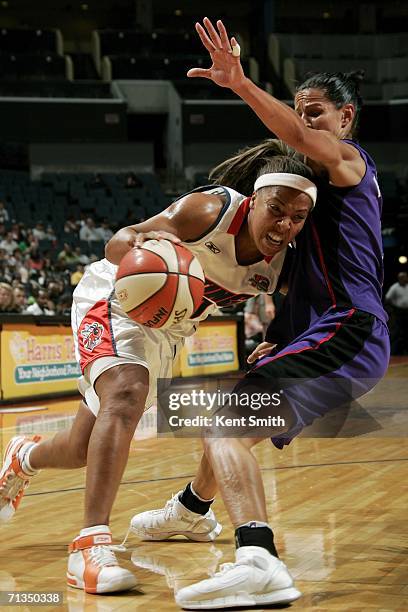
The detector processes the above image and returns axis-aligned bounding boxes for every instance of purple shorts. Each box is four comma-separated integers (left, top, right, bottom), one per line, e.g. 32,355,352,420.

243,307,390,447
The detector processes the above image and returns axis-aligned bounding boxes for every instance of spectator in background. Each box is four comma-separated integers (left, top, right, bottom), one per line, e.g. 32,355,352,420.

70,264,84,287
79,217,102,242
56,292,73,316
386,271,408,355
9,222,24,242
0,222,6,240
0,201,10,224
72,246,90,266
45,224,57,241
57,243,77,266
27,249,44,272
47,279,65,302
97,220,114,242
124,172,142,189
89,173,107,191
24,288,55,316
244,294,276,356
24,230,39,254
63,218,78,235
0,232,19,255
9,248,29,283
0,282,17,312
32,222,47,241
13,285,27,312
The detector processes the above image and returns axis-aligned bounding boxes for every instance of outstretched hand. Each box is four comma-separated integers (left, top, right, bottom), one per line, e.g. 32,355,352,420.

187,17,247,91
247,341,276,365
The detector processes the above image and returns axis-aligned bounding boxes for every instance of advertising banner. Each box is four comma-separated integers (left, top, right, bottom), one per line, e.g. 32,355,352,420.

0,324,80,400
179,320,239,377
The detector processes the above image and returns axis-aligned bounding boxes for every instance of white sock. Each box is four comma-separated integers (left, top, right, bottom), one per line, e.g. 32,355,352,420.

18,442,38,476
190,482,215,503
80,524,111,537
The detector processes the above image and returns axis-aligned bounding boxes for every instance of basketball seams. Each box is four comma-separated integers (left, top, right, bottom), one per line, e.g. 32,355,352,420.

127,273,179,327
116,249,169,280
115,240,204,329
173,242,195,275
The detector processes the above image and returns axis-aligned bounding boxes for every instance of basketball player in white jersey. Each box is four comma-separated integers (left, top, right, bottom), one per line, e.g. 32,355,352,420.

0,143,316,594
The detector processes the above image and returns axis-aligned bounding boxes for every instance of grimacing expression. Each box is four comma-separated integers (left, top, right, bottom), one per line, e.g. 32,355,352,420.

294,88,354,138
249,185,312,257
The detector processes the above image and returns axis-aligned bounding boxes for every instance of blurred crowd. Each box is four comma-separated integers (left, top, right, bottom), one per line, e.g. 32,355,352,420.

0,204,118,315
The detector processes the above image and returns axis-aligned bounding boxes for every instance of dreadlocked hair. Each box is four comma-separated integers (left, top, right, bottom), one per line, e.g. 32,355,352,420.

209,139,314,195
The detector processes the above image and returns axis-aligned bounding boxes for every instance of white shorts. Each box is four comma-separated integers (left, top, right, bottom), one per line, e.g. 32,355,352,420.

72,259,191,416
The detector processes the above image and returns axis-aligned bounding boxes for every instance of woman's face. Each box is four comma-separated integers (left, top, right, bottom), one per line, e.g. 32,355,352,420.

294,88,354,139
248,185,312,257
0,286,12,307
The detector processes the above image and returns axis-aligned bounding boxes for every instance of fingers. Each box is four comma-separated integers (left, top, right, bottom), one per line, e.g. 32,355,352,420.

217,20,232,52
187,67,212,79
203,16,222,49
230,37,241,58
247,342,276,364
133,234,145,248
133,231,181,248
247,349,270,364
158,231,181,244
195,22,217,54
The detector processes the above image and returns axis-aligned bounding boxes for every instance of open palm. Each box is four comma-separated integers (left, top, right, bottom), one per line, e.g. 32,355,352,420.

187,18,246,90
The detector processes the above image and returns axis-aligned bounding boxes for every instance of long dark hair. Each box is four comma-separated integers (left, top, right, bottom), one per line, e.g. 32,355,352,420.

296,70,364,138
209,139,314,195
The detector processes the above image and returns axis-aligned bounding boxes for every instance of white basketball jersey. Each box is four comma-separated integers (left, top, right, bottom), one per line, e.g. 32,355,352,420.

181,186,287,322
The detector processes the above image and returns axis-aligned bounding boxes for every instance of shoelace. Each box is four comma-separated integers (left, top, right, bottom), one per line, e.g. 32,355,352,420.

164,495,178,520
0,471,26,504
114,493,183,551
89,545,118,567
213,558,256,577
214,562,236,577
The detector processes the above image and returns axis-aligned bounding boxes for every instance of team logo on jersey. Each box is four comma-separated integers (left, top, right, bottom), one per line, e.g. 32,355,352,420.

80,322,104,352
248,274,270,292
205,241,221,254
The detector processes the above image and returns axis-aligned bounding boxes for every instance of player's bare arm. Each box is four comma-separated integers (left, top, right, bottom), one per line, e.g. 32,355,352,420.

105,192,224,264
189,18,365,187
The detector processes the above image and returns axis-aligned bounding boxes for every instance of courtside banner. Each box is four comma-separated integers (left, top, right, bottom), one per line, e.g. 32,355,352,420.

0,324,80,399
179,320,239,376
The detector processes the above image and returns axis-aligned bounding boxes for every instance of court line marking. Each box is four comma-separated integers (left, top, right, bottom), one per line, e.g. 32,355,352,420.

23,456,408,498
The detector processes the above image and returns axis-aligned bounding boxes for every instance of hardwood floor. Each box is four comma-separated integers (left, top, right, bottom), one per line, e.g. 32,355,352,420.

0,364,407,611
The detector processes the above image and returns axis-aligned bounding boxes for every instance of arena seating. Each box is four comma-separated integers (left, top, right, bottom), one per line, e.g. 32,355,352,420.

0,81,113,98
0,170,169,233
269,33,408,99
0,28,62,54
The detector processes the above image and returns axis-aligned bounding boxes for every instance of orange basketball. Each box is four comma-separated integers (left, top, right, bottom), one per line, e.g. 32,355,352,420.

115,240,205,329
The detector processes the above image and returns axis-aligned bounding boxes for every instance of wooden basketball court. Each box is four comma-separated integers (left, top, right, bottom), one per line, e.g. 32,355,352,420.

0,360,407,611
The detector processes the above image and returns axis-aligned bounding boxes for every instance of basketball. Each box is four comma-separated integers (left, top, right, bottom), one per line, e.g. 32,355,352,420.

115,239,205,329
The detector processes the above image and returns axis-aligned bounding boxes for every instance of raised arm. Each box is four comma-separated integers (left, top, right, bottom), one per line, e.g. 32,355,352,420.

105,192,223,264
188,18,364,186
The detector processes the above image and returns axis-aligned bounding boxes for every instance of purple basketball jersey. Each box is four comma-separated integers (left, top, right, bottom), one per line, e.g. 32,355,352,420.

304,141,387,323
266,141,388,345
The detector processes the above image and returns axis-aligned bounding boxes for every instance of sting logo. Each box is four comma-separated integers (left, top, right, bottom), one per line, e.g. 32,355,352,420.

248,274,270,292
80,322,104,352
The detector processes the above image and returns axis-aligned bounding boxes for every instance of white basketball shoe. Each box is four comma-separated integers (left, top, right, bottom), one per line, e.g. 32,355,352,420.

130,491,222,542
131,545,223,589
67,529,138,594
175,545,301,609
0,435,41,523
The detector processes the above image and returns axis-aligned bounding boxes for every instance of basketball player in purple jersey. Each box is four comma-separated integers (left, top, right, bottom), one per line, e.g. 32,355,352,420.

132,17,389,610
